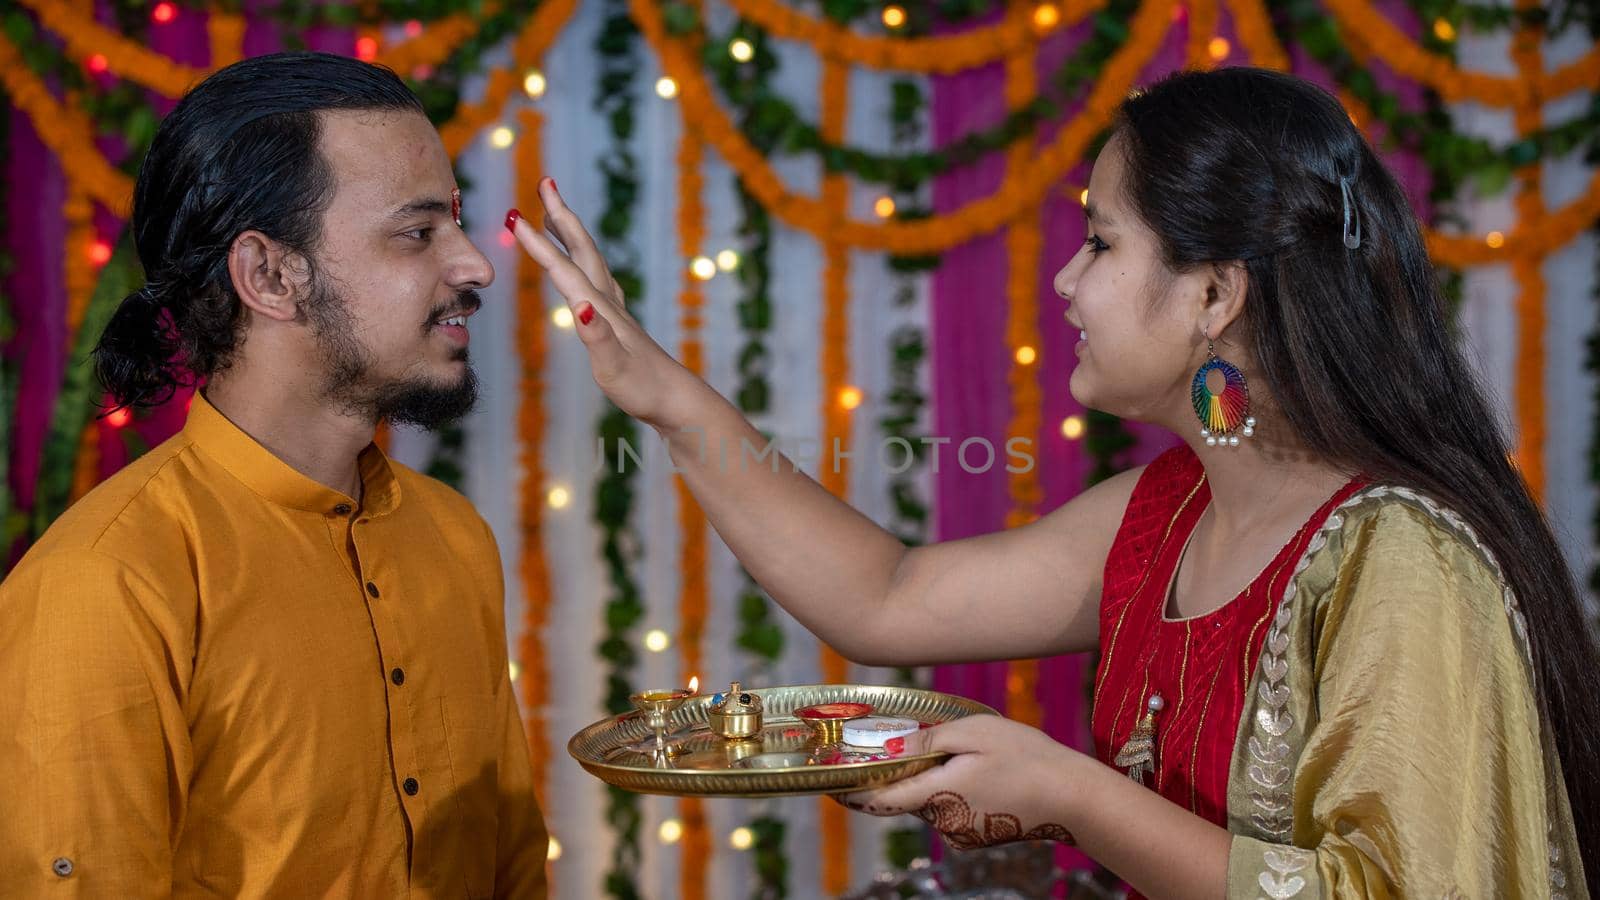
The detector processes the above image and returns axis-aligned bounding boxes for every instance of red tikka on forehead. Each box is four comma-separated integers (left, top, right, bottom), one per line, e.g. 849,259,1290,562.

451,188,462,226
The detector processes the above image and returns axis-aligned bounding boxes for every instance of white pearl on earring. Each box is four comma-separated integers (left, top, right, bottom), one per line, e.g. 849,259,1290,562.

1245,417,1256,428
1205,436,1218,447
1228,435,1240,447
1243,426,1254,437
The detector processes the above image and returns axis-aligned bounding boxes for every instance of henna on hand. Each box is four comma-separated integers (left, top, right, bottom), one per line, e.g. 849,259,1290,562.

911,791,1075,851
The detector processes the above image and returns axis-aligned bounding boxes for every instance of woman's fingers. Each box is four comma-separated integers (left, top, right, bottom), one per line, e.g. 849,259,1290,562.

507,210,624,321
568,301,630,386
538,178,621,306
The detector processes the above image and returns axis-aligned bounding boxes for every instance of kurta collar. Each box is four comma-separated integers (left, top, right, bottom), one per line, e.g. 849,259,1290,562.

183,392,403,518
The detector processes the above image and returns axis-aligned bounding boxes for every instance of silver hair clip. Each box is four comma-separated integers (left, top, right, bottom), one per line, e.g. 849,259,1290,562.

1339,174,1361,250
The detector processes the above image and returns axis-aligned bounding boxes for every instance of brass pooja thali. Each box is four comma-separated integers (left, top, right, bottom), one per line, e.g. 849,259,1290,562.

568,683,997,798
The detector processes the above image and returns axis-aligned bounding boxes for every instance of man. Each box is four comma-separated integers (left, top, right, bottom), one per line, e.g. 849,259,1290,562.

0,52,548,897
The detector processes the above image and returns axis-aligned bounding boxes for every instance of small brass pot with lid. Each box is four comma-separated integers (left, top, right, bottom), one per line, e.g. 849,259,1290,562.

706,681,763,739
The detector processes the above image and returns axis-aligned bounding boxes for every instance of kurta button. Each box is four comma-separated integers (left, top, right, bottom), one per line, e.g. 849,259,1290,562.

366,582,380,598
390,667,405,685
333,503,352,516
403,777,420,796
52,858,73,877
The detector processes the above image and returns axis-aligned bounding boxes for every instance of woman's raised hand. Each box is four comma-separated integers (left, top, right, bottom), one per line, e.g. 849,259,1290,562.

507,177,700,429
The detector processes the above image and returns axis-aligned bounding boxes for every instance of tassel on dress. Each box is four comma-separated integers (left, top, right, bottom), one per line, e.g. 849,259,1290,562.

1112,693,1165,785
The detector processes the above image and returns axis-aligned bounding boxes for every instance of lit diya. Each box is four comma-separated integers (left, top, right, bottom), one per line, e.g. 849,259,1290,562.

794,701,873,743
629,677,698,761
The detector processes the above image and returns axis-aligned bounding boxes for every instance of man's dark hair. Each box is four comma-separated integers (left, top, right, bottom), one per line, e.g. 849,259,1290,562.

94,51,424,409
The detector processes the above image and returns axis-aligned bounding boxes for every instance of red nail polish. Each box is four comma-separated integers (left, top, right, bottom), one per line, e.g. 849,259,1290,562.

504,209,521,233
548,177,558,193
577,303,595,326
885,737,905,754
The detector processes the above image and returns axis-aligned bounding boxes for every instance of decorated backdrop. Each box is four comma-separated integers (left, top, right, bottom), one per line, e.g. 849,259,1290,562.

4,0,1598,897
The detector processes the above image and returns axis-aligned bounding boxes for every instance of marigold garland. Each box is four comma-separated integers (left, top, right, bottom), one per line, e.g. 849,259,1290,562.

207,11,247,69
817,50,854,899
1221,1,1600,270
438,0,580,158
629,0,1175,255
19,0,493,101
374,3,502,73
1184,0,1220,71
1223,0,1288,70
673,38,711,897
64,186,95,349
0,34,132,211
512,108,553,880
1423,173,1600,267
721,0,1104,73
18,0,204,97
1000,25,1045,731
1323,0,1600,106
64,180,99,506
1510,0,1545,501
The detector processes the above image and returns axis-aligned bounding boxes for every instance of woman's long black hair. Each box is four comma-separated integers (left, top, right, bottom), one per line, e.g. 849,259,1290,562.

93,51,423,409
1118,67,1598,890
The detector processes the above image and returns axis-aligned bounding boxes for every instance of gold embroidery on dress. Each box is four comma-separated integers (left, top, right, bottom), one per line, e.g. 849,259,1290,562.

1256,847,1312,899
1242,485,1567,900
1093,473,1206,712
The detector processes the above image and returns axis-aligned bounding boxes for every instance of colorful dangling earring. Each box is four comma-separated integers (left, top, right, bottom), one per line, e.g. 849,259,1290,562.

1191,341,1254,447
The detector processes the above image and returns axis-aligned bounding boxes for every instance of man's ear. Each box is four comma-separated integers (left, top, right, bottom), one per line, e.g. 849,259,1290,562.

1201,260,1249,341
229,231,306,323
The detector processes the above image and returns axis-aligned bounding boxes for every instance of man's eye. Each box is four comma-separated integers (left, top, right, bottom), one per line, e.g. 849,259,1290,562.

403,227,434,242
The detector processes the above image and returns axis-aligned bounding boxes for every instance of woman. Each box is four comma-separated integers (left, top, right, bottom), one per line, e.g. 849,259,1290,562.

511,67,1596,897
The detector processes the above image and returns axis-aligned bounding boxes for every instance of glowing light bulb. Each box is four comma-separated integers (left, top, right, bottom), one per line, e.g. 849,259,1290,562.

729,39,755,63
547,837,563,861
655,76,679,99
552,307,575,329
1432,18,1456,42
882,5,907,27
523,70,547,99
106,407,133,428
1208,37,1231,61
87,54,109,74
508,661,522,681
690,256,717,280
838,386,863,410
151,2,177,24
715,249,740,271
1032,3,1061,30
404,19,423,37
729,827,754,850
659,820,684,844
644,629,671,652
1015,346,1037,365
547,486,571,509
1060,415,1085,440
354,36,378,61
1079,188,1090,206
873,196,896,219
490,126,516,149
88,240,112,266
1486,231,1505,249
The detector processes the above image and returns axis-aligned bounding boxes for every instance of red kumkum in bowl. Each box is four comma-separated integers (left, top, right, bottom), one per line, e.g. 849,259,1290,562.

795,702,873,743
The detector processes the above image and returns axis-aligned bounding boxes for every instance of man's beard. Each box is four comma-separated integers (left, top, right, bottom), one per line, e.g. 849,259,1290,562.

302,276,481,431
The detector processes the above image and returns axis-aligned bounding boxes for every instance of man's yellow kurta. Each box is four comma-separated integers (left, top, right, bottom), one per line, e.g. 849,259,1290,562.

0,394,548,898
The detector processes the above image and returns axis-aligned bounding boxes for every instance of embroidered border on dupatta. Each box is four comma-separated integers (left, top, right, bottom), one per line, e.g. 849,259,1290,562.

1231,484,1572,899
